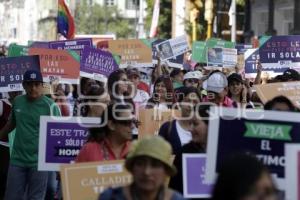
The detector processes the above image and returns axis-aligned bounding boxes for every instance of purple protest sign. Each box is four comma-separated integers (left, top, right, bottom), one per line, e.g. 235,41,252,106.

259,35,300,72
49,38,93,55
29,41,49,48
183,154,213,198
38,117,100,171
80,46,119,81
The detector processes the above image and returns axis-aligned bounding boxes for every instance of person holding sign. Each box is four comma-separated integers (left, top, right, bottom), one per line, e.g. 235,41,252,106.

99,136,185,200
76,104,134,162
0,70,61,200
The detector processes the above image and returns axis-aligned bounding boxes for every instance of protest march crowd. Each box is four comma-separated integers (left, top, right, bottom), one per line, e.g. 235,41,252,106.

0,33,300,200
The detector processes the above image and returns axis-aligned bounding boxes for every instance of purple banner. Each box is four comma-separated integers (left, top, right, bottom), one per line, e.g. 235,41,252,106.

0,55,40,92
80,46,119,78
259,35,300,72
183,155,213,198
49,38,93,55
29,41,49,49
45,122,89,164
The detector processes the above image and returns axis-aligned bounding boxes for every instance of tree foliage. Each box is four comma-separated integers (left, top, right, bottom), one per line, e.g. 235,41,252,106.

75,1,134,38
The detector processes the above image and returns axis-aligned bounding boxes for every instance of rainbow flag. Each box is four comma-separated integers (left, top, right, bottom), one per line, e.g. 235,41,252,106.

57,0,75,39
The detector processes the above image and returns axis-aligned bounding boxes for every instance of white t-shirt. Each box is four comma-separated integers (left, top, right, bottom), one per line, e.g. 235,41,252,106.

176,120,192,146
133,89,150,108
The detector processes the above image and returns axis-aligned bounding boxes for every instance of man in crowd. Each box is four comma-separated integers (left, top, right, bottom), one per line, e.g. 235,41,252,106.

0,69,61,200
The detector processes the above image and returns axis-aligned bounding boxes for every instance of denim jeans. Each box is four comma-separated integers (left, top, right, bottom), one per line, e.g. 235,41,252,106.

4,164,48,200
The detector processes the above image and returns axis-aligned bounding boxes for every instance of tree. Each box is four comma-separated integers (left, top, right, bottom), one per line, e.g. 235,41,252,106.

75,1,135,38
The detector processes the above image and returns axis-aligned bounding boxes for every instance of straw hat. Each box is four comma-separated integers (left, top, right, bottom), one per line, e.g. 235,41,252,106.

125,136,177,176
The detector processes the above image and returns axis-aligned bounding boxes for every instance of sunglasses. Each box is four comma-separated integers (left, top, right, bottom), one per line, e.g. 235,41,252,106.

186,79,199,83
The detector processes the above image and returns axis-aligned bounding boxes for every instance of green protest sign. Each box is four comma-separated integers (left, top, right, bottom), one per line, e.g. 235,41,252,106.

8,44,29,57
244,122,292,141
192,41,206,63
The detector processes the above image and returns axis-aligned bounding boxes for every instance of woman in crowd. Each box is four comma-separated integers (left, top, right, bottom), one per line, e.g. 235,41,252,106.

146,75,176,110
76,104,134,162
158,86,201,154
264,95,298,112
227,73,253,108
211,153,279,200
82,84,110,117
169,105,210,195
99,136,185,200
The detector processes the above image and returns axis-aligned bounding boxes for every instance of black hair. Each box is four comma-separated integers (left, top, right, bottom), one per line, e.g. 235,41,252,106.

212,153,275,200
195,104,211,125
82,85,105,117
107,69,126,96
87,103,132,143
175,86,201,103
264,95,296,111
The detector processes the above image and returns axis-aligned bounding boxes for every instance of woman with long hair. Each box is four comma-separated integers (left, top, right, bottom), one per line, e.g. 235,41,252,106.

76,104,134,162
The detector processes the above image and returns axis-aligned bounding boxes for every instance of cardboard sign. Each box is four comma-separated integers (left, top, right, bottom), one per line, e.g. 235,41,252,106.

152,38,185,68
80,46,119,82
259,35,300,73
285,144,300,200
155,36,189,61
0,55,40,92
138,109,180,138
192,41,206,63
49,38,93,56
205,107,300,189
28,48,80,83
60,160,132,200
105,39,152,68
182,154,213,198
254,81,300,107
207,48,237,67
38,117,100,171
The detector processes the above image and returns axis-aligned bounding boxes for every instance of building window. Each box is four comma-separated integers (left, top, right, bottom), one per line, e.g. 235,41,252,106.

105,0,116,6
126,0,138,10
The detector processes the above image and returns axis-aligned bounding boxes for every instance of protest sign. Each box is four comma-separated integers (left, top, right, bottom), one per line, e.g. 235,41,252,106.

155,35,189,61
254,81,300,107
104,39,152,68
28,48,80,83
259,35,300,73
38,116,100,171
182,154,213,198
244,48,260,78
235,44,252,55
207,48,237,67
152,38,184,68
60,160,132,200
49,38,93,55
0,55,40,92
28,41,49,48
138,109,180,138
285,144,300,200
80,46,119,81
8,44,28,57
192,41,206,63
205,107,300,189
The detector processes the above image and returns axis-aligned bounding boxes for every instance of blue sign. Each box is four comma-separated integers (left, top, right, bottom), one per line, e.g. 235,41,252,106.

259,35,300,72
183,154,213,198
49,38,93,56
206,108,300,190
0,56,40,92
235,44,252,55
244,48,260,78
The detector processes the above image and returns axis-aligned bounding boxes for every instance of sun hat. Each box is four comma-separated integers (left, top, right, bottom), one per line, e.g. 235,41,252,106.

125,136,177,176
183,71,203,80
202,71,228,93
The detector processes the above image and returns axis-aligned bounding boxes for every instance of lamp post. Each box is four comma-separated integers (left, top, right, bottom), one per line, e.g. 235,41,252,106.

205,0,213,39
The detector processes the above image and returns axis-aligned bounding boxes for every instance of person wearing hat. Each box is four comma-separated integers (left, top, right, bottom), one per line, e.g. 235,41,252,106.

0,69,61,200
202,71,234,107
183,71,204,90
99,136,185,200
227,73,250,107
127,68,150,108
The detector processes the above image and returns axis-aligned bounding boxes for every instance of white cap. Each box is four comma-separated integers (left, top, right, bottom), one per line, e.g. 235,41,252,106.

183,71,203,80
202,72,228,93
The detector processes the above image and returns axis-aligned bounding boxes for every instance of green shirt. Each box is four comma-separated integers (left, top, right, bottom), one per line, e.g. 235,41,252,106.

11,95,61,167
